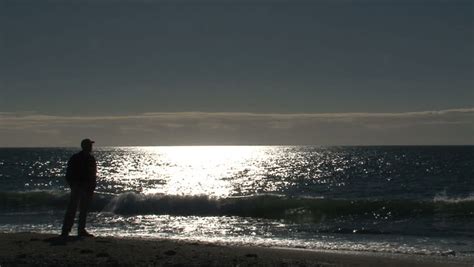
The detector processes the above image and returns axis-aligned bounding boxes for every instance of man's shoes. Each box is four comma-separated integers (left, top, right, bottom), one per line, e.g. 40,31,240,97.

78,230,94,237
60,231,69,238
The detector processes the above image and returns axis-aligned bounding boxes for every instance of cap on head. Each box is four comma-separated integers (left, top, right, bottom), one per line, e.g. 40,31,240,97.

81,138,95,150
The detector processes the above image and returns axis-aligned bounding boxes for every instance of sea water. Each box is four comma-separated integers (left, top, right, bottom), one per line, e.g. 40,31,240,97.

0,146,473,258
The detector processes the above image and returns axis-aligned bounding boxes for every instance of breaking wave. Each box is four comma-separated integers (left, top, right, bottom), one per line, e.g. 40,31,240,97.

1,191,473,222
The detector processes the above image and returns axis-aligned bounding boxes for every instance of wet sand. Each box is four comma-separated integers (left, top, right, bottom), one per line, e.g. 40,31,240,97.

0,232,471,266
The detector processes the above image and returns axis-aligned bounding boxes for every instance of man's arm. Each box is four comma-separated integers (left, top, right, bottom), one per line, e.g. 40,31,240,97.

65,155,79,187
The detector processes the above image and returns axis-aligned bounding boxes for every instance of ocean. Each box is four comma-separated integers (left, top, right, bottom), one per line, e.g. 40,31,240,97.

0,146,473,258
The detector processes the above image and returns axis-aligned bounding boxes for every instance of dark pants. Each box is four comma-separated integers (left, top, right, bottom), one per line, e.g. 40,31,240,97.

62,185,94,234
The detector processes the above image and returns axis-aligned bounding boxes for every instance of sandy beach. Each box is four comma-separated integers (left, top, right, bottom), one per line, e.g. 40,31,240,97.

0,232,471,266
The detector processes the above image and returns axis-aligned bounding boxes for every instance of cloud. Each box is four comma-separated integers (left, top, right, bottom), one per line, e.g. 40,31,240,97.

0,108,473,146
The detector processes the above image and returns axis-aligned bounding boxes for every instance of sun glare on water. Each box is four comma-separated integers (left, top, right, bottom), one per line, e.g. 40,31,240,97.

135,146,270,197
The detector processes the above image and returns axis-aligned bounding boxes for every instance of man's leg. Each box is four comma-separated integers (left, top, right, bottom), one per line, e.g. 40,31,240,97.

61,187,79,236
78,189,94,236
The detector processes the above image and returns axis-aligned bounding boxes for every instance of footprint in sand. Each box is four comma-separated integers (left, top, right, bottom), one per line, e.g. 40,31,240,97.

16,253,27,259
95,240,112,244
96,252,110,258
80,249,93,254
164,250,177,256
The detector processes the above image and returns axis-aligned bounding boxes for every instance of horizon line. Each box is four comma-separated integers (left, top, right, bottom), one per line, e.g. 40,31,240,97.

1,144,474,148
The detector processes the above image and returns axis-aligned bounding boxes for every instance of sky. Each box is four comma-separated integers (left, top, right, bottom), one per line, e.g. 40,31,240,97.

0,0,473,146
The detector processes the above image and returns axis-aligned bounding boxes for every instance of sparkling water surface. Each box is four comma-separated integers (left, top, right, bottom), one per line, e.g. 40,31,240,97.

0,146,473,257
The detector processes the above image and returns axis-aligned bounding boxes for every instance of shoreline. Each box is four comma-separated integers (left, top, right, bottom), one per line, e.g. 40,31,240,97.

0,232,472,266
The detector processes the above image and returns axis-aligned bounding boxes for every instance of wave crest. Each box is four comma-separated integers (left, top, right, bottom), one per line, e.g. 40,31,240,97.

1,191,473,222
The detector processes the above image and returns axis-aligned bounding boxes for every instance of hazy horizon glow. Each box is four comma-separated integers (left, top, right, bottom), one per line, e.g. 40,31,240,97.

0,108,472,146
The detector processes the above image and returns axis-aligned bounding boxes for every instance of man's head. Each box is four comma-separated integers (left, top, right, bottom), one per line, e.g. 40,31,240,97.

81,139,95,153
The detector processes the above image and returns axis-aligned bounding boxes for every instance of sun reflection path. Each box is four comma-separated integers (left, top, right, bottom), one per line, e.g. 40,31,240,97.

96,146,336,197
139,146,273,197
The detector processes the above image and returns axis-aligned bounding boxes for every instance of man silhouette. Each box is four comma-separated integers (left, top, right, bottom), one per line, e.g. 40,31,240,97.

61,138,97,237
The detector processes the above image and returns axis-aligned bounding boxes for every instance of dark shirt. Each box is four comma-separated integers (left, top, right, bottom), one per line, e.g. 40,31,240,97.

66,151,97,190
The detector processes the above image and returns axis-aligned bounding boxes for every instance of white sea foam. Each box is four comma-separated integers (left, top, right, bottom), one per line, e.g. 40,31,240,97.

433,191,474,203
